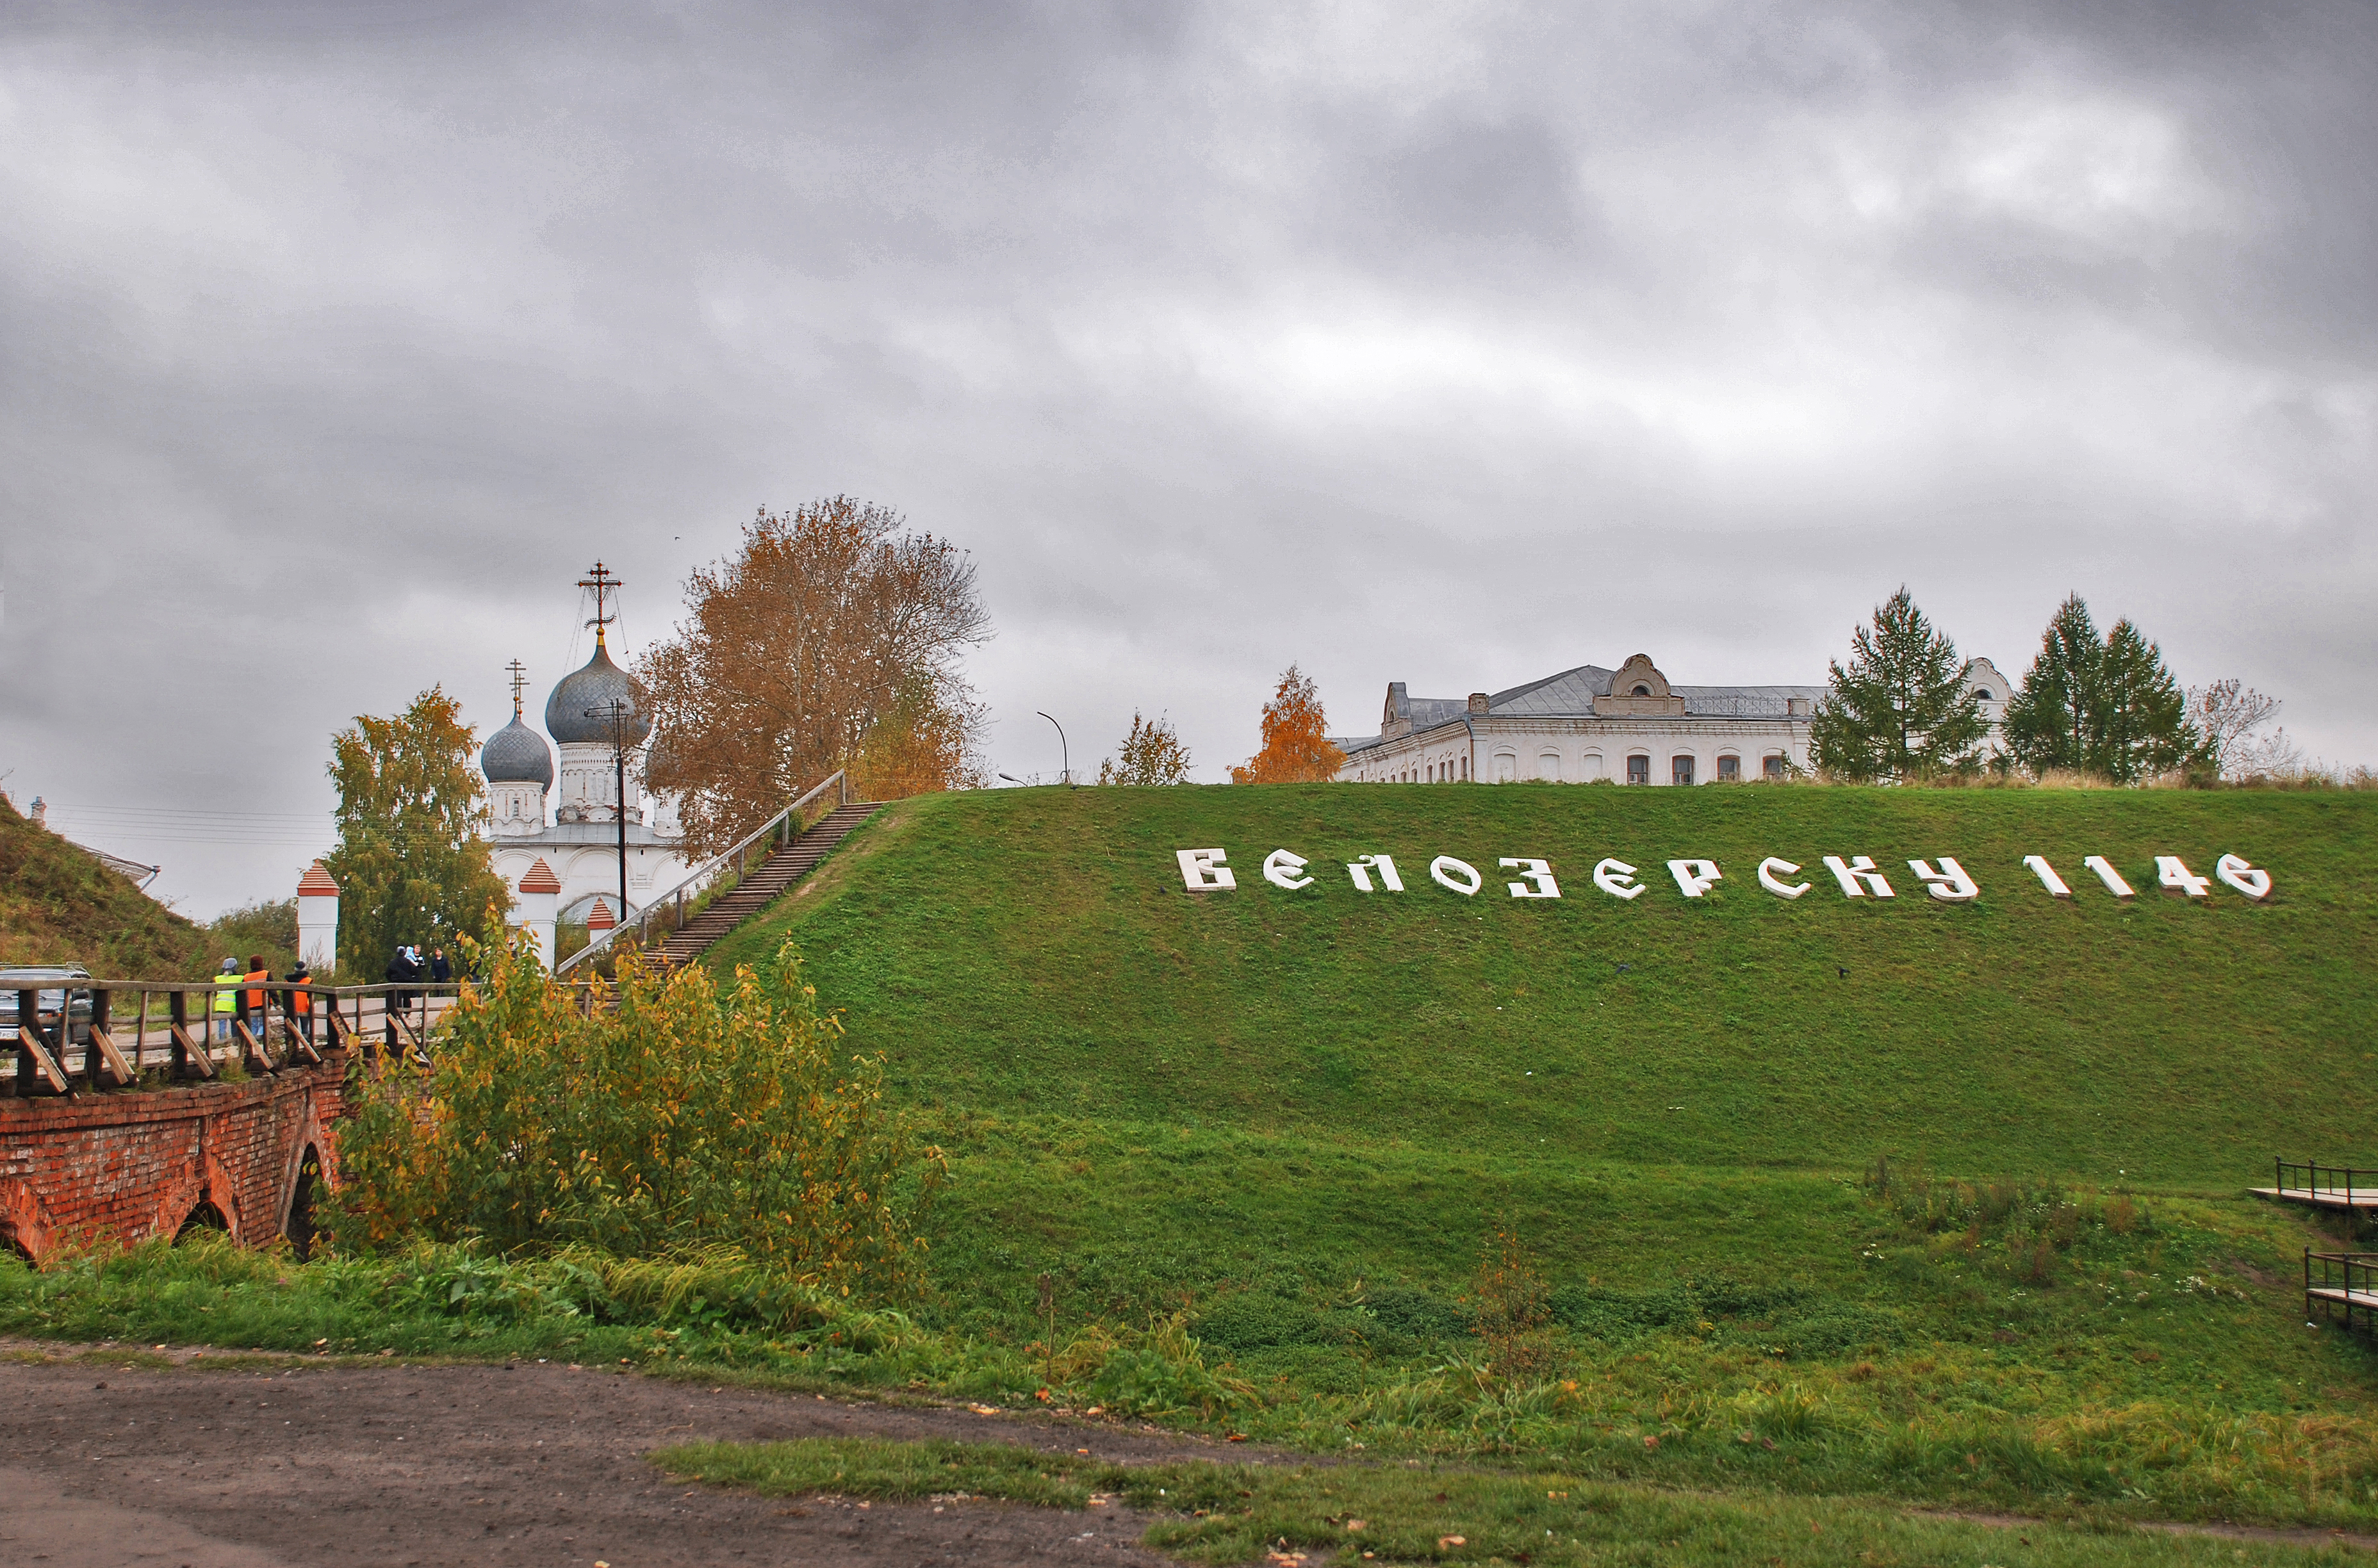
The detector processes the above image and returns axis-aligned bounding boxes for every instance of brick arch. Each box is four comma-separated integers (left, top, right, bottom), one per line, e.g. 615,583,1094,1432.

0,1179,58,1263
145,1145,247,1248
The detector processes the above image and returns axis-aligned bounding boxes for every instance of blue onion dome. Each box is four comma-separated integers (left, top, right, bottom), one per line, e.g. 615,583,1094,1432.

545,637,653,746
481,713,554,785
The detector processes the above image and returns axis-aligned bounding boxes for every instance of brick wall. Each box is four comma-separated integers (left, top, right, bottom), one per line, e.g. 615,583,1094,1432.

0,1055,347,1264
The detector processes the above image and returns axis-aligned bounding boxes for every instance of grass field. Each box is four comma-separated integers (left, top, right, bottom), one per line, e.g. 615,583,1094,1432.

12,780,2378,1557
697,782,2378,1528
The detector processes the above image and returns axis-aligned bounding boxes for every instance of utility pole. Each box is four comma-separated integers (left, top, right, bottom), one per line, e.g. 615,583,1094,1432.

577,561,632,931
587,697,635,927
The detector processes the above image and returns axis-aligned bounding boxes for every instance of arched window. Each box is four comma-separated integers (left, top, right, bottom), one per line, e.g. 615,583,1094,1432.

1716,755,1741,781
1764,754,1787,780
1672,755,1695,786
1632,684,1652,697
1626,755,1650,785
1975,689,1996,701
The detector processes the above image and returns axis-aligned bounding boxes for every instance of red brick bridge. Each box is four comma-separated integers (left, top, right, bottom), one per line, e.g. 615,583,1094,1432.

0,1056,346,1263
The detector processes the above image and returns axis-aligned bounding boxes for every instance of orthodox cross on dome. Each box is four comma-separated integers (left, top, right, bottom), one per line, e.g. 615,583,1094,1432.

505,658,529,718
577,560,623,647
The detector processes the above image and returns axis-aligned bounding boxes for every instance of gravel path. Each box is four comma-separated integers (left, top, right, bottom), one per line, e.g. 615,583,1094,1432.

0,1344,1272,1567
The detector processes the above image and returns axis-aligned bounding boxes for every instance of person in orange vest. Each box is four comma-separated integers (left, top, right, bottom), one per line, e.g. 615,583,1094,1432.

243,954,270,1045
282,960,313,1047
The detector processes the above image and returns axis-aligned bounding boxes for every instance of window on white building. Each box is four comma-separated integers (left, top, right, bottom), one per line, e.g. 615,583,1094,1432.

1717,755,1741,781
1538,751,1561,781
1672,755,1695,785
1764,754,1787,780
1627,755,1650,784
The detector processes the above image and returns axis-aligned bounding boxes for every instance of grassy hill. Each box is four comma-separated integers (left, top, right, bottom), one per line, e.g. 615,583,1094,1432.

712,781,2372,1186
0,796,297,978
701,783,2378,1530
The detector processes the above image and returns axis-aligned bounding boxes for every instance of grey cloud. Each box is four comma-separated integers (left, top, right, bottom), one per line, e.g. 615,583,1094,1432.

1,0,2372,913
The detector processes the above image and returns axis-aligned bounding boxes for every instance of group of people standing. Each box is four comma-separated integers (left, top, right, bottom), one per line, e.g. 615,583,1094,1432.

209,954,315,1043
202,943,455,1051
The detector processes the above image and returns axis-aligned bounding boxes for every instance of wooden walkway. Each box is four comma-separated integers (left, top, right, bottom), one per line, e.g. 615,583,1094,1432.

2251,1159,2378,1211
652,801,878,968
2308,1250,2378,1335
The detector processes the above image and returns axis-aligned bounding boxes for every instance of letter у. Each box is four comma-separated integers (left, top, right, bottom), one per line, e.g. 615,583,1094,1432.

1822,856,1894,898
1907,858,1979,901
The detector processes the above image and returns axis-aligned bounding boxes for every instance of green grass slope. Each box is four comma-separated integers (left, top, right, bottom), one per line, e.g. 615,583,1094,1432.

710,782,2374,1187
0,796,215,976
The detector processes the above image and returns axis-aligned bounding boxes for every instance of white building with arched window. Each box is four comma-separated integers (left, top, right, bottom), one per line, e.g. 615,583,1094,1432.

1334,653,2010,785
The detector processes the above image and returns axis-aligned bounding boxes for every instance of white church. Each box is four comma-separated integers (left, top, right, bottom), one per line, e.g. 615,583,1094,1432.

1336,652,2011,785
478,567,694,941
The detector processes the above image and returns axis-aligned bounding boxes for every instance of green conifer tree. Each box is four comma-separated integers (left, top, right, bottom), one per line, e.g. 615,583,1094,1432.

2093,619,2204,782
1808,587,1987,781
2001,593,2101,775
324,686,510,976
2003,596,2207,782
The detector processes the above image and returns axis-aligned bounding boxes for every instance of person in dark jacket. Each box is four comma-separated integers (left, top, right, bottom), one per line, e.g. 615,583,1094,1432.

429,947,452,984
384,944,420,1052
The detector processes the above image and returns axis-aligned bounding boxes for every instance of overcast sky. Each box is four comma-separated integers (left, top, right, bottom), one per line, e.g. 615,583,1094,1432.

3,1,2373,918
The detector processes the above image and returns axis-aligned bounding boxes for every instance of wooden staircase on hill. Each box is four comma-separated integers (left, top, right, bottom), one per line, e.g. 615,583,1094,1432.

652,801,879,968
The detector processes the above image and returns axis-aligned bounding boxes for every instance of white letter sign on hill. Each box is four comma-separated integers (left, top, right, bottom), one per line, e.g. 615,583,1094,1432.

2217,854,2272,899
1263,849,1314,890
1502,858,1561,898
2022,856,2073,897
2083,856,2136,898
1593,858,1645,900
1668,860,1722,898
1908,858,1979,901
1178,848,1234,891
1431,856,1483,895
1172,849,2275,904
1824,856,1894,898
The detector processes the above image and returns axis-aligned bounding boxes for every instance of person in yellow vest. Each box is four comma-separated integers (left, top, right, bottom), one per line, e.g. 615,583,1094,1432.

211,956,239,1043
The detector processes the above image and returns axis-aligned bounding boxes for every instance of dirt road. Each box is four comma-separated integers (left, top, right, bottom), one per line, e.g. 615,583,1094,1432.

0,1347,1259,1567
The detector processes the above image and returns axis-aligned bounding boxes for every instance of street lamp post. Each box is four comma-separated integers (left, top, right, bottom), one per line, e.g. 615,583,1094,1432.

1037,711,1072,787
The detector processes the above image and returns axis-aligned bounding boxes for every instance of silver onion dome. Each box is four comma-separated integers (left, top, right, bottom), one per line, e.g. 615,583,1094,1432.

480,714,554,785
545,639,652,746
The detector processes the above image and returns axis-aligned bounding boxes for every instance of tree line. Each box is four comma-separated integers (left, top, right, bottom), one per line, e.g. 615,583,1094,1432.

1809,586,2294,785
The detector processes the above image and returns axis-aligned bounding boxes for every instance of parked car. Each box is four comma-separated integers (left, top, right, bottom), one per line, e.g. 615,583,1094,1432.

0,965,94,1047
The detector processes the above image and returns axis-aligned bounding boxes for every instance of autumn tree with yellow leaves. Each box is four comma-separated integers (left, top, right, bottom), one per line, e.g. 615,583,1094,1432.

1229,664,1346,784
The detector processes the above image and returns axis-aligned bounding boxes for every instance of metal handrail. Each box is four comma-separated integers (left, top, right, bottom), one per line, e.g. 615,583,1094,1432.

554,769,851,976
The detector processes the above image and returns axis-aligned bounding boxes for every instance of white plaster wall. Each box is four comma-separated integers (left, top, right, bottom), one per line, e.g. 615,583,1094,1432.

1345,718,1811,783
